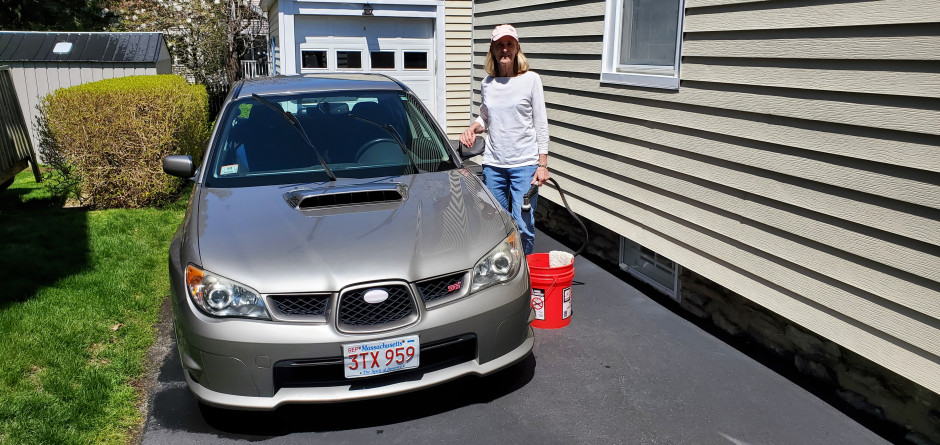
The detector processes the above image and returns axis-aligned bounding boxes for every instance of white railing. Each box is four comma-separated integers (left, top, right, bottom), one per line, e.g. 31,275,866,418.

240,60,268,79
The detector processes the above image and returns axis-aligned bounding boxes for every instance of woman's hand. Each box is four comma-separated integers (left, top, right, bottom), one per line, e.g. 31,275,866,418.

532,165,550,186
459,123,483,148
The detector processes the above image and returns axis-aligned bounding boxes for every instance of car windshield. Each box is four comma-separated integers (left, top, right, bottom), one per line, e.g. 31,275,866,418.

204,90,458,187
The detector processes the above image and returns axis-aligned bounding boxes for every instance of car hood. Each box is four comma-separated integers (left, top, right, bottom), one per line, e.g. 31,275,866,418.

193,170,511,294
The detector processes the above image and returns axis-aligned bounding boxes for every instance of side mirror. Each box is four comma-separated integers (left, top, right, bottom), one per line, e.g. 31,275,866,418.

163,155,197,179
450,137,485,160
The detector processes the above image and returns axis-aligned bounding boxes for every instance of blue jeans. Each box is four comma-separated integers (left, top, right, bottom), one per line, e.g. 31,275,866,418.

483,164,538,255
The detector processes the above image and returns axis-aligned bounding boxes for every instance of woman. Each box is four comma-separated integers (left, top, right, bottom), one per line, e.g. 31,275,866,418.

459,24,550,256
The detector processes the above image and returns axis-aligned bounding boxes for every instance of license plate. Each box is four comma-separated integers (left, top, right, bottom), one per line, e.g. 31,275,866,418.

343,335,420,379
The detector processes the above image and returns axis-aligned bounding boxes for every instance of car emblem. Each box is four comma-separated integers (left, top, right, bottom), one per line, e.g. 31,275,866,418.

363,289,389,304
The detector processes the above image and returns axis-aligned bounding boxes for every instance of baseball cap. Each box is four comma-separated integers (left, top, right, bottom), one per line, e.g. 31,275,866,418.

492,24,518,42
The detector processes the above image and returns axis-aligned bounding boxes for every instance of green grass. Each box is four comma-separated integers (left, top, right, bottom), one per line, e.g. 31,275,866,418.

0,170,188,444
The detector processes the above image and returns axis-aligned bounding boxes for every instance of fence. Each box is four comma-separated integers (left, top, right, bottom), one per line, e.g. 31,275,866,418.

206,82,231,122
0,66,40,188
240,59,269,79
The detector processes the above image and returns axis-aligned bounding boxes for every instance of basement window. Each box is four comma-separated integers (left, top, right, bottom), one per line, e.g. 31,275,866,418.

620,237,679,301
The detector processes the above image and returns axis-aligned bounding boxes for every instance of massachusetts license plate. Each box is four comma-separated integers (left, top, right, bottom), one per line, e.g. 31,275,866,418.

343,335,420,379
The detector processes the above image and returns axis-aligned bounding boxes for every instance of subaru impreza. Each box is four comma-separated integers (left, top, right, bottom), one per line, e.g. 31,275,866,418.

162,74,534,410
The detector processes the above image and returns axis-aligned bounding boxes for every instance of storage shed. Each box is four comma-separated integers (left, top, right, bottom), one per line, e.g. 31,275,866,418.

0,32,172,161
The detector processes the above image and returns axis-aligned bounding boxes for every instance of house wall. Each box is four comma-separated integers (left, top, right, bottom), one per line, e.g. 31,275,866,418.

443,0,472,139
473,0,940,401
267,0,281,75
8,62,161,162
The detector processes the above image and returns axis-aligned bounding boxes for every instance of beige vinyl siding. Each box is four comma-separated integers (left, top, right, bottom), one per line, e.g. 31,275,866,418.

444,0,473,138
473,0,940,393
683,35,940,61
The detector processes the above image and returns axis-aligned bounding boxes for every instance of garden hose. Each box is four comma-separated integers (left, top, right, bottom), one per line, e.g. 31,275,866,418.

522,178,589,257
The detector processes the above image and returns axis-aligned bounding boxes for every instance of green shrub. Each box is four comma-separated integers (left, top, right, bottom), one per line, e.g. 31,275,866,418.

37,75,208,209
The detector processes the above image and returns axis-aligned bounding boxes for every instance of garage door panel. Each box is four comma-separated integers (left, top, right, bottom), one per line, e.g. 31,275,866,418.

294,16,436,116
395,76,432,103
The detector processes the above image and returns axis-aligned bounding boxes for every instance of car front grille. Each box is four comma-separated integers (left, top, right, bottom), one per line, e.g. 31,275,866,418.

273,334,477,390
416,271,468,304
268,294,330,317
338,284,415,330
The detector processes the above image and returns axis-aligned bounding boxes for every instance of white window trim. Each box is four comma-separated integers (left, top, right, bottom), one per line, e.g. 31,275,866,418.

601,0,685,90
619,236,681,301
367,49,398,71
402,50,430,71
335,49,364,70
298,47,330,72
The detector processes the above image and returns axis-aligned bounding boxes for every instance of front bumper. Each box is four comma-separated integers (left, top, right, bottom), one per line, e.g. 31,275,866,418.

171,267,534,410
184,327,533,410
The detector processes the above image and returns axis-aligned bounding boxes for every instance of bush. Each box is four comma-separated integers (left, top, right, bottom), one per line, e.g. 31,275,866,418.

37,75,208,209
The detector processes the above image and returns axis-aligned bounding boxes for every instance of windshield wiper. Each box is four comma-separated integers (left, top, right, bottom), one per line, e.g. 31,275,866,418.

251,94,337,182
348,114,421,173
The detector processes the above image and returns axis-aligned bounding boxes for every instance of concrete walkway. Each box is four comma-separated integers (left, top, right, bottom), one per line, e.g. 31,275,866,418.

141,231,887,444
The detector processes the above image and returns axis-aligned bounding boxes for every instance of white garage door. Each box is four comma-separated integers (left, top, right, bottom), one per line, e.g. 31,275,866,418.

294,16,436,114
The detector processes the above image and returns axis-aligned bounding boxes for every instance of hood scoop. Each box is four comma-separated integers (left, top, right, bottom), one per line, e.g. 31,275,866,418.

284,183,406,210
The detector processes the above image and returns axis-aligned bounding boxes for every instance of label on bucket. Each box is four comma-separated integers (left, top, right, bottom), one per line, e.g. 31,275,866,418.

531,289,545,320
562,287,572,319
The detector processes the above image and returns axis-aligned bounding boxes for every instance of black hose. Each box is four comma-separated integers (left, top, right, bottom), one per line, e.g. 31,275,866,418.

522,178,589,257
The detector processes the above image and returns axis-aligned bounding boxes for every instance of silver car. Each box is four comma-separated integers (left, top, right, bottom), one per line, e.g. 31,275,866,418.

162,74,534,410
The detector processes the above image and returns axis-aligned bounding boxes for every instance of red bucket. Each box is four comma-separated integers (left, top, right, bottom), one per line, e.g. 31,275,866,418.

526,253,574,329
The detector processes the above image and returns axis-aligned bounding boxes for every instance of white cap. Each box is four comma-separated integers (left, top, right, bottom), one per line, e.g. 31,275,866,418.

492,24,519,42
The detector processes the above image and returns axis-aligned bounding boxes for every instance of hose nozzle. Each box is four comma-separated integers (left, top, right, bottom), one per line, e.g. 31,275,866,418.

521,184,538,212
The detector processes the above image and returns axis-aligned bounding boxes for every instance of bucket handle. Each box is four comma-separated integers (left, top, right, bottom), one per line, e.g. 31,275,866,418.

531,274,560,309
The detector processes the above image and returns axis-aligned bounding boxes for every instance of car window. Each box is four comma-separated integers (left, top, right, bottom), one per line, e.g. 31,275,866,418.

204,90,457,187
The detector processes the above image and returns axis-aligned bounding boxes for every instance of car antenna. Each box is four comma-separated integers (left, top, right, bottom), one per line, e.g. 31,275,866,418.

251,93,337,182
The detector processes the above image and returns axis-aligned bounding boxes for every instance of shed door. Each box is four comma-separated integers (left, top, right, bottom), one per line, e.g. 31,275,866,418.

295,16,435,113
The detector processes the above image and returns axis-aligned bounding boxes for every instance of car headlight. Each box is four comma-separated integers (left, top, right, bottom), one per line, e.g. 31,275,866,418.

185,264,270,319
470,231,523,293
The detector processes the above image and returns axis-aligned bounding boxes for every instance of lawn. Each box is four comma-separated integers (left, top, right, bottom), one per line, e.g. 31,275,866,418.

0,169,187,444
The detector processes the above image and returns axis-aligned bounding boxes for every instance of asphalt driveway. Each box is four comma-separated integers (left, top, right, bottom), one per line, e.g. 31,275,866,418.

140,231,887,444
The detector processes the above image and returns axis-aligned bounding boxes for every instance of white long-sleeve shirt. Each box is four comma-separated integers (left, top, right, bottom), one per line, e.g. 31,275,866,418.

474,71,549,168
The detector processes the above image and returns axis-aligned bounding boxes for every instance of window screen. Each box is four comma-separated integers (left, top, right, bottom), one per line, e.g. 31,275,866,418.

618,0,680,71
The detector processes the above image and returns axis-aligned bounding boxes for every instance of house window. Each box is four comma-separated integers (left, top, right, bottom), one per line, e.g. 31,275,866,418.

601,0,685,90
370,51,395,69
337,51,362,69
403,51,428,70
301,50,328,69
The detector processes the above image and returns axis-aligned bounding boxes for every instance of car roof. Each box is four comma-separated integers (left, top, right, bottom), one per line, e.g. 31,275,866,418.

233,73,407,99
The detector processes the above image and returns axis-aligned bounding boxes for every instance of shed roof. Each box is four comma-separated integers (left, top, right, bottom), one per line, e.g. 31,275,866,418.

0,32,168,63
